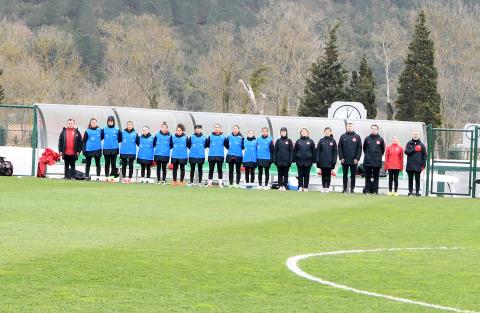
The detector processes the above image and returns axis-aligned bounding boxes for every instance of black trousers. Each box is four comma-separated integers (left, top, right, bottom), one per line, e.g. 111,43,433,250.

342,164,357,191
320,167,332,188
156,161,168,182
121,158,134,178
258,166,270,186
228,162,241,185
407,170,421,194
388,169,400,192
141,164,151,178
104,154,118,177
85,155,101,177
173,163,185,182
364,166,380,194
277,165,290,188
190,163,204,183
297,165,312,189
245,167,255,183
208,161,223,180
63,154,76,178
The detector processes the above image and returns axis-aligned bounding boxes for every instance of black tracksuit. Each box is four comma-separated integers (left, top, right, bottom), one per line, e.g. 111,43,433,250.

363,133,385,194
118,128,138,179
338,131,362,191
316,135,337,189
405,138,427,195
58,127,82,179
273,135,294,188
82,127,103,177
293,136,315,189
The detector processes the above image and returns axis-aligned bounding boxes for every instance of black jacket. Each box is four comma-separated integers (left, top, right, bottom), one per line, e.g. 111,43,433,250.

273,136,294,166
58,127,82,156
338,131,362,165
362,133,385,168
404,139,427,172
316,135,338,169
293,136,316,166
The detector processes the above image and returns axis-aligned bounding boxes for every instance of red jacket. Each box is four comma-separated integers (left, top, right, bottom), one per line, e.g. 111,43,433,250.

384,143,404,171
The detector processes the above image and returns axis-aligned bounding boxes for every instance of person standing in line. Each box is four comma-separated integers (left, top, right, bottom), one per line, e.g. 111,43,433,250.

58,118,82,179
118,120,138,183
384,136,403,196
82,118,103,179
256,127,274,190
293,128,316,192
225,125,244,187
273,127,293,191
187,125,206,186
338,122,362,193
154,122,171,184
362,124,385,195
404,130,427,196
102,116,120,178
243,130,257,186
316,127,337,192
136,126,155,180
205,123,226,188
170,123,188,186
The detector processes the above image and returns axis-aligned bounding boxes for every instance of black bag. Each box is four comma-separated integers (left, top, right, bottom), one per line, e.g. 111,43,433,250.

73,170,86,180
0,156,13,176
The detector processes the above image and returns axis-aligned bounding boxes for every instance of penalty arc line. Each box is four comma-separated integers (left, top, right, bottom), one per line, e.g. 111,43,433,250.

286,247,479,313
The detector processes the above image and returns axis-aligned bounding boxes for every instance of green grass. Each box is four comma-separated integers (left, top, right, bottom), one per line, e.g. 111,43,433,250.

0,177,479,313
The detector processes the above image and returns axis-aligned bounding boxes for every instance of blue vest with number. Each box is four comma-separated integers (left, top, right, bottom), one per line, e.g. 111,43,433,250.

208,133,225,157
103,126,119,150
85,128,102,152
227,134,243,157
189,134,206,159
120,130,137,155
243,138,257,163
137,135,154,161
171,134,187,159
154,132,171,157
257,136,272,160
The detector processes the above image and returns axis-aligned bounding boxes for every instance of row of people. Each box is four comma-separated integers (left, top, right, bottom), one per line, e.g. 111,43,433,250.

58,117,426,195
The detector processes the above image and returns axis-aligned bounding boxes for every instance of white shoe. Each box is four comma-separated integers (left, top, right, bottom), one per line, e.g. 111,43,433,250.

187,183,194,187
304,188,309,192
207,180,212,187
218,179,223,188
298,187,303,192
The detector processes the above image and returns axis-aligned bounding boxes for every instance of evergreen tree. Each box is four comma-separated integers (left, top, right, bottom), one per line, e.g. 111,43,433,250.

298,24,347,117
0,69,5,103
347,55,376,118
395,10,441,127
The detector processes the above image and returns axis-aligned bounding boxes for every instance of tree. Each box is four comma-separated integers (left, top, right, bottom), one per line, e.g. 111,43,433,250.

395,11,441,127
0,69,4,103
347,55,376,118
298,24,347,117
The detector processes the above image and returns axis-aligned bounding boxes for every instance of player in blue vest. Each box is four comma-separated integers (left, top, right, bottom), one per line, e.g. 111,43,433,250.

243,130,257,185
225,125,244,187
256,127,274,190
82,118,103,178
136,126,155,179
205,123,225,187
118,120,138,183
187,124,206,186
170,123,188,186
154,122,171,184
102,116,120,178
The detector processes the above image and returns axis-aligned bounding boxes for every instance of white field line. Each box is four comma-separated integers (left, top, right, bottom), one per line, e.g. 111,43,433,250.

286,247,478,313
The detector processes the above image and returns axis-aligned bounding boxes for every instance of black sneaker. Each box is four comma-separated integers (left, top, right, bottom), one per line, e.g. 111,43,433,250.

415,193,421,197
408,192,413,197
350,189,355,194
342,189,348,194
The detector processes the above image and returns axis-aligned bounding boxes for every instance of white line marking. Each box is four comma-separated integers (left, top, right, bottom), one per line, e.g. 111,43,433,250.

286,247,478,313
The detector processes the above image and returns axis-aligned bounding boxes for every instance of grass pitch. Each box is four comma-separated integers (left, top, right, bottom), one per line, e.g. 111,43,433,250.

0,177,479,313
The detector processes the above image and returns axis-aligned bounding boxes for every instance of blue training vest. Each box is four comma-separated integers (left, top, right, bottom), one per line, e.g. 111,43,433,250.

154,132,171,157
137,135,154,161
85,128,102,152
256,136,272,160
103,126,119,150
189,134,206,159
120,130,137,155
243,138,257,163
171,134,188,159
208,133,225,157
227,134,243,157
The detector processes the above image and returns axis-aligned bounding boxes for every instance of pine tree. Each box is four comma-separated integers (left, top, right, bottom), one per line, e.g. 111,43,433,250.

395,10,441,127
0,69,5,104
347,55,376,119
298,24,347,117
